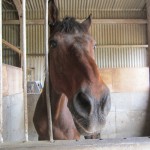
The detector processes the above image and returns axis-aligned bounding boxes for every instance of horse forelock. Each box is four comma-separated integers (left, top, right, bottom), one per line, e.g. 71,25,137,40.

51,17,86,34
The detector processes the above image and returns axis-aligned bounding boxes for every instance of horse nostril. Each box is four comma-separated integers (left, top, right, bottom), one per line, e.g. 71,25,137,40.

74,92,92,116
100,93,111,116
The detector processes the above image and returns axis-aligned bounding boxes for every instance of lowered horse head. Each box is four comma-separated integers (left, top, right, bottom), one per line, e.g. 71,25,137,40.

48,0,111,136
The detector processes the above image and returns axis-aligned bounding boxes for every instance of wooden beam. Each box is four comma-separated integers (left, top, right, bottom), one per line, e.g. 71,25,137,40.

2,20,20,24
13,0,23,68
91,19,148,24
2,20,44,25
96,45,148,48
27,54,45,56
2,39,22,54
13,0,22,17
25,20,45,25
2,19,148,25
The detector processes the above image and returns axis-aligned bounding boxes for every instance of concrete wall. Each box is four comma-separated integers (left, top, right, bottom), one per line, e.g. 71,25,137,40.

2,64,23,97
101,92,150,139
2,65,24,142
28,91,150,140
3,93,25,142
27,94,39,141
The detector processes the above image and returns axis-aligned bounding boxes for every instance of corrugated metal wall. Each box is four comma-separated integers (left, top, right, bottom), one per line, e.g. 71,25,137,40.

26,11,44,20
26,10,45,84
90,24,147,45
26,25,44,54
2,10,20,67
95,47,147,68
90,23,147,68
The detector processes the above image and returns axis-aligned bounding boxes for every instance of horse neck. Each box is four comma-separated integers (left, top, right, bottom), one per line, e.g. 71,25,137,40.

49,82,65,120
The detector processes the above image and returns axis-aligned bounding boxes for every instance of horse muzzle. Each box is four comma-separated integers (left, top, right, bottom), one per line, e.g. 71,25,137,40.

68,89,111,135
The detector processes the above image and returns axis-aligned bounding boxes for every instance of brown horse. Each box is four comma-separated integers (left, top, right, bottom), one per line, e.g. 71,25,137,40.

33,0,111,140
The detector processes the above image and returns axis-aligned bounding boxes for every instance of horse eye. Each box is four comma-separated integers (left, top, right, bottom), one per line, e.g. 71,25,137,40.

94,44,96,49
49,40,57,48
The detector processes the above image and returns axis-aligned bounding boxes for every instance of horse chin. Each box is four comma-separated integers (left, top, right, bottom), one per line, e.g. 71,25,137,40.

73,118,101,136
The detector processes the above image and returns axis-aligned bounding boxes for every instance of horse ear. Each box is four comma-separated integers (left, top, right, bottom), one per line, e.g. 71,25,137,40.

81,14,92,31
48,0,59,25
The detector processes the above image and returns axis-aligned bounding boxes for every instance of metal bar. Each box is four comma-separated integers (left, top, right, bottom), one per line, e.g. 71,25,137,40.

44,0,53,142
146,0,150,66
0,0,3,143
22,0,28,142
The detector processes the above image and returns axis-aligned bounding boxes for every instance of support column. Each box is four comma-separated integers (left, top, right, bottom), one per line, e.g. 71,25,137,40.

45,0,53,142
147,0,150,66
22,0,28,142
13,0,23,67
0,0,3,143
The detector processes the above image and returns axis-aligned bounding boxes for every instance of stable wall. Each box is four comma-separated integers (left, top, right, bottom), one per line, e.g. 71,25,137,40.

100,67,150,138
102,91,150,138
3,93,24,142
27,94,39,141
2,64,25,142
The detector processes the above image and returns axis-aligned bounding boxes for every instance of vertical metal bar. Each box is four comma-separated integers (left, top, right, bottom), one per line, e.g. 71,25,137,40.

0,0,3,143
22,0,28,142
44,0,53,142
146,0,150,66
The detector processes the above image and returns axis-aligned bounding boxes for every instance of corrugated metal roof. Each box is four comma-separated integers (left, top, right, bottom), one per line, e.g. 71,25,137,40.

26,0,44,11
56,0,146,19
26,0,147,11
2,0,146,19
56,0,145,11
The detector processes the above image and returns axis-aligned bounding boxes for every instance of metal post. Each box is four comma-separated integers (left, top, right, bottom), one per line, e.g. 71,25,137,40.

22,0,28,142
0,0,3,143
45,0,53,142
147,0,150,60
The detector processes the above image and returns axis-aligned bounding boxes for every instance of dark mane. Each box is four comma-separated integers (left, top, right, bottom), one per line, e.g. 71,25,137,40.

52,17,86,34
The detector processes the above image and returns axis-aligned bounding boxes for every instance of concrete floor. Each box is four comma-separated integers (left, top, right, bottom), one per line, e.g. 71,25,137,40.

0,137,150,150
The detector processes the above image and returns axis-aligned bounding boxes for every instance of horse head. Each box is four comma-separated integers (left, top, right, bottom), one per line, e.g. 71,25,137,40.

48,0,111,136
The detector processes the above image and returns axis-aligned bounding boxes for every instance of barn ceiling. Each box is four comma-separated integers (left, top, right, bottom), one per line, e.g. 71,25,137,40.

2,0,147,20
2,0,146,12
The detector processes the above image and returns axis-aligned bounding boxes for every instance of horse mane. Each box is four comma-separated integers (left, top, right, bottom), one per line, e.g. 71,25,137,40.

52,17,86,33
